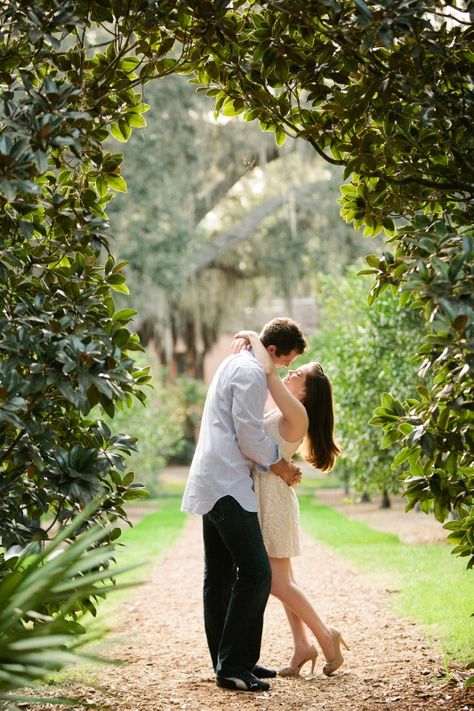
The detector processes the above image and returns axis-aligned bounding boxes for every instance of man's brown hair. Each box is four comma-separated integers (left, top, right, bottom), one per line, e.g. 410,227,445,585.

259,317,307,356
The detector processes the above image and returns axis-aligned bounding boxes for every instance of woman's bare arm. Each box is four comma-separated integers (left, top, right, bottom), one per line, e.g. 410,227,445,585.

233,331,308,440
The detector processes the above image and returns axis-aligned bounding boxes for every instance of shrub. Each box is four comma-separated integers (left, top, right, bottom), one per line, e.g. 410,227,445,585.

308,266,423,501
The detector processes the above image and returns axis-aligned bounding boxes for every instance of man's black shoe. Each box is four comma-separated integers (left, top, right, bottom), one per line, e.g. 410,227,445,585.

253,664,277,679
216,671,270,692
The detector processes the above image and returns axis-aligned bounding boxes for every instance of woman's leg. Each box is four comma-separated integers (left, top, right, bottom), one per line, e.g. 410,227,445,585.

282,604,313,668
270,557,336,662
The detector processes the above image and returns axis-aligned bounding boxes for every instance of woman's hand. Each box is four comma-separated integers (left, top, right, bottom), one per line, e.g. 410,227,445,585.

231,332,253,354
233,330,259,344
232,330,275,375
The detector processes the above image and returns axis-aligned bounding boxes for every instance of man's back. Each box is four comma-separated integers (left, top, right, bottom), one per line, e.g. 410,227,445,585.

181,350,279,515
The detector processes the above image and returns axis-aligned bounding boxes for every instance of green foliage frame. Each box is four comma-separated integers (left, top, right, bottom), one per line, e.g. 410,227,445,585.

0,0,472,571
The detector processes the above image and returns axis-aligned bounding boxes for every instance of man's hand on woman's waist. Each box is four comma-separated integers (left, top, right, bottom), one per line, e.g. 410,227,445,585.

270,459,302,487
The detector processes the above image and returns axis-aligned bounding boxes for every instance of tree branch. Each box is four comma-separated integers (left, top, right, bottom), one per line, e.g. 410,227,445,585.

184,181,320,276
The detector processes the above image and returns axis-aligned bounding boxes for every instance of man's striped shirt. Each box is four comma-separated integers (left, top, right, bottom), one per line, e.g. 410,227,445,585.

181,349,280,515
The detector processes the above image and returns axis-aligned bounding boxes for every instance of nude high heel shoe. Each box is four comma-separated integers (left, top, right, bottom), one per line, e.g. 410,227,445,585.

278,645,318,677
322,627,349,676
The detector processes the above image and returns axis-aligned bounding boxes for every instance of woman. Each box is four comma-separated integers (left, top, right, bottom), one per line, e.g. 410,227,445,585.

233,330,347,677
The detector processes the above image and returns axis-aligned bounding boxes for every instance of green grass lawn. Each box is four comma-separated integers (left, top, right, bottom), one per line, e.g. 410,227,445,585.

295,467,348,491
299,494,474,665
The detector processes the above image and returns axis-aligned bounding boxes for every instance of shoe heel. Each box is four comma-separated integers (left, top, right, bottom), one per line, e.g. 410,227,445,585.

322,628,346,676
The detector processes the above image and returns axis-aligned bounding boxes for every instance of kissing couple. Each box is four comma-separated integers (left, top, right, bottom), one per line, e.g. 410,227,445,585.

182,317,347,692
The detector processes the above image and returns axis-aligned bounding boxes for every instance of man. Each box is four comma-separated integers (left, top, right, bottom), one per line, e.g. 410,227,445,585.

181,318,307,693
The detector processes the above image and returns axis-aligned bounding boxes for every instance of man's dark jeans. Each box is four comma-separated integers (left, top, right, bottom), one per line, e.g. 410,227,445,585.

203,495,272,677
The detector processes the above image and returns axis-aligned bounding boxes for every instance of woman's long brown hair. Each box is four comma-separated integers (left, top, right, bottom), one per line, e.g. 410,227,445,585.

301,363,340,472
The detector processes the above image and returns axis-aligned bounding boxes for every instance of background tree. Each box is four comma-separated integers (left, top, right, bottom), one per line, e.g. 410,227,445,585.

308,266,423,506
104,352,206,492
108,73,375,376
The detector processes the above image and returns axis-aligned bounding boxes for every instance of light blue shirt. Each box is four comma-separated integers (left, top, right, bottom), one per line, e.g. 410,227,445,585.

181,349,280,515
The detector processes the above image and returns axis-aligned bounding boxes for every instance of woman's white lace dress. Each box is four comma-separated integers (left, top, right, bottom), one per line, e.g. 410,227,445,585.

253,408,303,558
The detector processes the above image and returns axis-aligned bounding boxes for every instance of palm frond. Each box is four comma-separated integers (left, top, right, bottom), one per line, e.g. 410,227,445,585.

0,498,143,704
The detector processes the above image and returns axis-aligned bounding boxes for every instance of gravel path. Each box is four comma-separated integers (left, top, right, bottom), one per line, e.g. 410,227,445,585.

27,511,472,711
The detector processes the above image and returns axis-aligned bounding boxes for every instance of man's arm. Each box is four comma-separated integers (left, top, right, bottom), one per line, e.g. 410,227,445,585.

230,363,280,469
271,458,302,487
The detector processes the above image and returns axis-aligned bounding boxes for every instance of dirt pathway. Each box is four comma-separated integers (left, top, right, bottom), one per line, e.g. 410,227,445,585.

29,512,472,711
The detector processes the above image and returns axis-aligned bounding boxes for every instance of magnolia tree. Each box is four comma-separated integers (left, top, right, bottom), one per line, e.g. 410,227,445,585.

179,0,473,566
0,0,472,693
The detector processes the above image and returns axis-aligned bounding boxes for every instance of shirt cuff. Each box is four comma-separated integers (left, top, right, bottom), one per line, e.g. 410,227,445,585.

254,444,280,474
